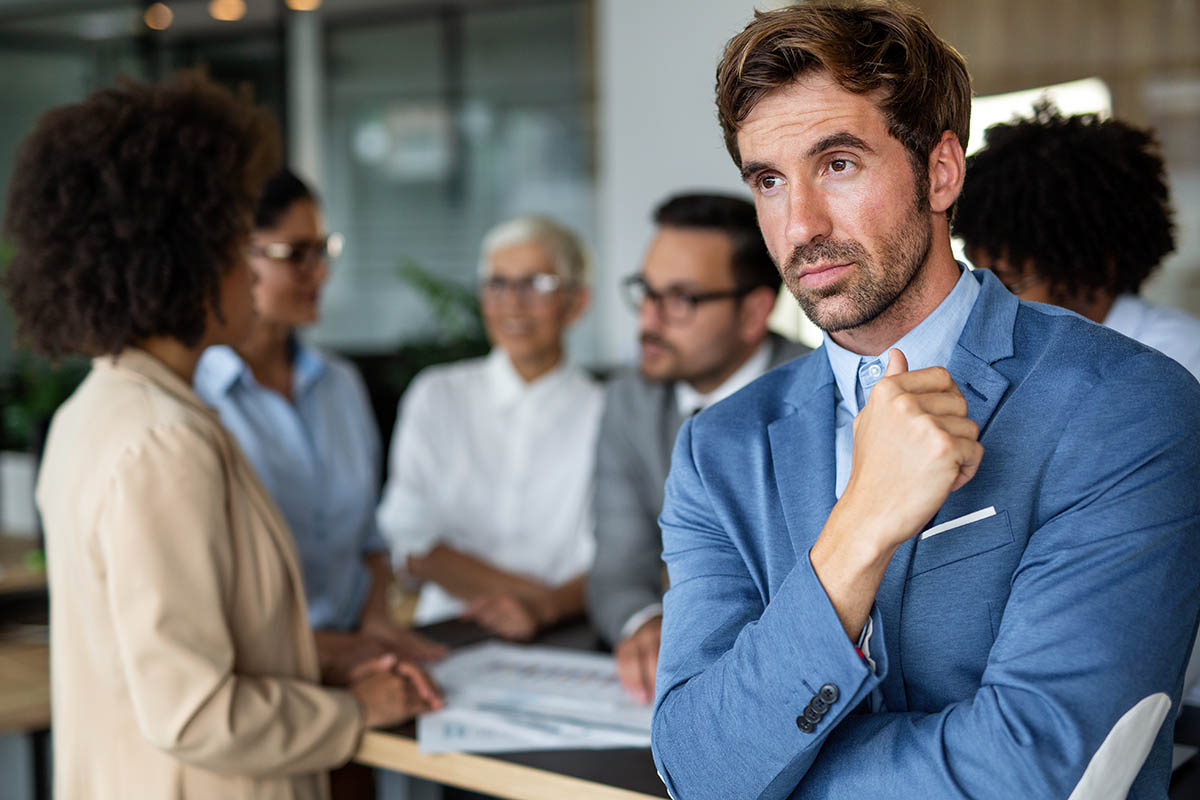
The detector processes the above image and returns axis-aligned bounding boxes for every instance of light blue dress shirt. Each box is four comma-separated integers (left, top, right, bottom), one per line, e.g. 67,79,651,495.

823,266,981,498
194,341,387,631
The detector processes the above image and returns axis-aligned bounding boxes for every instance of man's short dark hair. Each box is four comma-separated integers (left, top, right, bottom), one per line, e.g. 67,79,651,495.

715,0,971,178
653,193,782,293
953,103,1175,300
3,71,279,359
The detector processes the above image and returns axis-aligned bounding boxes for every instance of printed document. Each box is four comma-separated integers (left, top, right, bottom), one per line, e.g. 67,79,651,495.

416,641,652,753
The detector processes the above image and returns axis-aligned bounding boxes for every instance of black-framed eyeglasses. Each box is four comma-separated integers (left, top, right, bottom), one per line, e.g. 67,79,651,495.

251,232,344,269
480,273,570,302
621,274,754,323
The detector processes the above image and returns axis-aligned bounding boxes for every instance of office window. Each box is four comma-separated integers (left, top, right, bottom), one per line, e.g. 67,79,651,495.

317,1,595,350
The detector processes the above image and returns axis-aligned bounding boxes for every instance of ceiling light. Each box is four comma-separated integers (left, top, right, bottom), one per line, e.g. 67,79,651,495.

208,0,246,22
143,2,173,30
285,0,323,9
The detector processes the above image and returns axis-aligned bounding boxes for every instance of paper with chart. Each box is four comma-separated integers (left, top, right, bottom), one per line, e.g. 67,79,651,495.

416,641,653,753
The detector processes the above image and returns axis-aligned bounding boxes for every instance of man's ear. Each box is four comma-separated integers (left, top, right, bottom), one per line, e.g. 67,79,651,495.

739,285,778,342
928,130,965,215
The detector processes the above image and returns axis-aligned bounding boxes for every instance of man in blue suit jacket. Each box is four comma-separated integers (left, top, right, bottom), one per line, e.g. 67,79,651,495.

650,4,1200,799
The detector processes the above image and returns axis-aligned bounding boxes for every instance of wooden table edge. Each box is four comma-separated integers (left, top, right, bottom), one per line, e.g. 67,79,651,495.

0,641,50,735
355,730,663,800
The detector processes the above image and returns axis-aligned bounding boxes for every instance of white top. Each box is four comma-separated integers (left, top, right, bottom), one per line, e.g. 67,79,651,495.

1103,293,1200,382
673,339,773,418
377,349,604,625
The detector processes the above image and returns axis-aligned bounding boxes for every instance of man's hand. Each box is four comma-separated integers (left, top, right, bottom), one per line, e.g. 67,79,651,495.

349,655,444,728
812,349,984,640
360,612,449,663
463,592,549,641
615,615,661,704
841,349,983,545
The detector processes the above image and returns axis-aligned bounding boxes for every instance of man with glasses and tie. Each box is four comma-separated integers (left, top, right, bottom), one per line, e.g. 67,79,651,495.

377,215,603,642
587,193,809,703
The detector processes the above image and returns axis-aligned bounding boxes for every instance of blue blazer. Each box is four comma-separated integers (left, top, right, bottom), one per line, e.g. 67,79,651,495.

652,270,1200,799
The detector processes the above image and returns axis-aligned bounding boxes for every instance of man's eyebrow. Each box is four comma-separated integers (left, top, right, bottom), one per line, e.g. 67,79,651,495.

739,161,771,182
740,132,874,182
805,132,873,159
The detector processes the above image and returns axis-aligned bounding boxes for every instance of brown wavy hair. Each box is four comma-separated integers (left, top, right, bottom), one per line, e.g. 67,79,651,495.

715,1,971,176
2,70,280,359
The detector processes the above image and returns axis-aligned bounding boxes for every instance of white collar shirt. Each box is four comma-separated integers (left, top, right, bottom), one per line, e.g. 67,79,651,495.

376,348,604,625
674,339,774,418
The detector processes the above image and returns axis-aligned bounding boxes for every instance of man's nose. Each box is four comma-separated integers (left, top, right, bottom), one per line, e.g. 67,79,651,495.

638,293,665,331
784,182,833,248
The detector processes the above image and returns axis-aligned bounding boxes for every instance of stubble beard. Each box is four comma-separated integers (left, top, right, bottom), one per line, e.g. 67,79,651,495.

781,192,933,333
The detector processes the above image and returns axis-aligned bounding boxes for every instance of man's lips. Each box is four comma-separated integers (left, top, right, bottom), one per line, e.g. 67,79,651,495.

795,262,852,289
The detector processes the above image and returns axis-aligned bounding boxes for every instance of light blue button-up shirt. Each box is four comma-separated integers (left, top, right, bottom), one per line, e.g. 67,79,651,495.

194,341,387,631
823,266,981,498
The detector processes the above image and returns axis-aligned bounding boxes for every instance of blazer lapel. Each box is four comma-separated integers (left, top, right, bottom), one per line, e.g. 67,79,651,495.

767,352,837,560
950,270,1017,437
108,349,321,677
875,271,1018,711
223,436,323,678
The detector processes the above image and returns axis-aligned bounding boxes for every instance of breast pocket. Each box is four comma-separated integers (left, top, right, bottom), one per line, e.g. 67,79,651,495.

909,508,1014,578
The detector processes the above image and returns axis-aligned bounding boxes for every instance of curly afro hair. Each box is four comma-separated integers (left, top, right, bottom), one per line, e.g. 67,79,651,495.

953,102,1175,301
2,70,280,359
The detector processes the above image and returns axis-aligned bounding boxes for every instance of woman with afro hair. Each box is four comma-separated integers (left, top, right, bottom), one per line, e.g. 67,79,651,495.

3,72,440,800
954,102,1200,381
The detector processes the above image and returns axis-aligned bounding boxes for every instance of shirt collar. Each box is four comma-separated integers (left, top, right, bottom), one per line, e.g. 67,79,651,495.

823,265,980,415
194,345,247,397
290,338,326,397
485,347,570,411
194,338,327,399
675,338,773,417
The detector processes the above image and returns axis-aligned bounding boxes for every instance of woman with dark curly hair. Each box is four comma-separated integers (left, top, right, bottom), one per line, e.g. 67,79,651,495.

3,72,440,800
954,103,1200,380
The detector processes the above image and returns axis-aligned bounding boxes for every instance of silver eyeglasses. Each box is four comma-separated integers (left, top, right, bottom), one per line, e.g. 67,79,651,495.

251,232,345,269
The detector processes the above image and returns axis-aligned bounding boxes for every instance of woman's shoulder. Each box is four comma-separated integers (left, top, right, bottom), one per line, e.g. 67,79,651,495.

44,364,228,499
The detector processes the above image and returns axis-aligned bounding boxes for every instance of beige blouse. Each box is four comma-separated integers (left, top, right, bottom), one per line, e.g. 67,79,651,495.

37,349,363,800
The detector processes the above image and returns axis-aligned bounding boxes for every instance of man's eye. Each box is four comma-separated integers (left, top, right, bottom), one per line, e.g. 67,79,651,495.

664,291,694,307
757,175,782,191
830,159,849,172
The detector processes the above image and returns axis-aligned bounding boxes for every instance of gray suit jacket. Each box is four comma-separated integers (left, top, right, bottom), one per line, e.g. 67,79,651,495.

587,333,811,643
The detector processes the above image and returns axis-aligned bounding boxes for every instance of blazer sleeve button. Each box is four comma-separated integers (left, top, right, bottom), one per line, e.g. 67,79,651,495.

796,716,816,734
819,684,839,704
810,696,828,714
804,705,822,723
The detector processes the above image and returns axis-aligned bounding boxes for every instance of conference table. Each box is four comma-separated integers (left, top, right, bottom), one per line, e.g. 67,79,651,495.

0,543,667,800
355,617,670,800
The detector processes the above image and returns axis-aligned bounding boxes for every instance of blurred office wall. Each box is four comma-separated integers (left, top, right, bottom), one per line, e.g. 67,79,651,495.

593,0,790,367
0,0,1195,368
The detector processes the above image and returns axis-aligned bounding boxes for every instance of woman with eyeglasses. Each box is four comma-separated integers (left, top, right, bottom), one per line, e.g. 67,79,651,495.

194,170,447,696
376,216,603,640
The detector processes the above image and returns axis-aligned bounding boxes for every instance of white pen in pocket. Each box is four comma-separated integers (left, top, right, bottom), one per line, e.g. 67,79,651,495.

920,506,997,540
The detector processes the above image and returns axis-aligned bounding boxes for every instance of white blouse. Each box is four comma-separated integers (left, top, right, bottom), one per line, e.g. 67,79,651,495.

377,349,603,625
